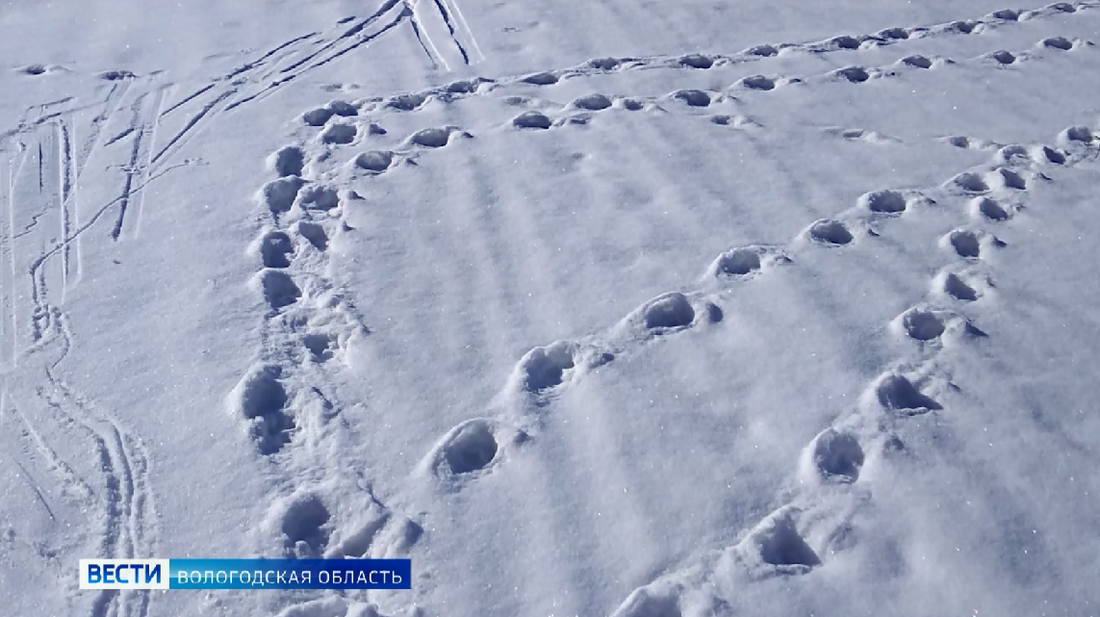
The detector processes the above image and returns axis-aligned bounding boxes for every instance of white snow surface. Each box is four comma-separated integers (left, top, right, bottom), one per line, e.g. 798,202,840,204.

2,1,1100,616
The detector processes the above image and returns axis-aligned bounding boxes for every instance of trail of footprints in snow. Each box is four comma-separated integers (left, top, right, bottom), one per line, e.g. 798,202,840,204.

222,103,429,617
369,105,1098,610
605,126,1100,617
310,24,1096,144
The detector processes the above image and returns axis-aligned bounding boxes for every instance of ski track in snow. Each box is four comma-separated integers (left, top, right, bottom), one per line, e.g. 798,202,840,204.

3,1,1100,615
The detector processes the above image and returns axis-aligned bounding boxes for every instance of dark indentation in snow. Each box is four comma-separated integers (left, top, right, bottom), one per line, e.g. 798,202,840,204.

1040,146,1066,164
303,332,337,362
327,100,358,117
260,231,294,268
298,221,329,251
835,66,870,82
746,44,778,57
679,53,714,69
1063,126,1094,143
758,513,821,568
975,197,1010,221
99,70,135,81
321,122,357,144
706,302,724,323
444,421,498,474
573,93,613,110
644,293,695,329
950,21,976,34
809,219,854,245
19,64,47,75
411,127,452,147
715,248,762,275
521,343,575,392
522,71,559,85
261,176,306,214
739,75,775,90
901,309,946,340
303,108,334,127
386,93,427,111
268,146,304,177
863,189,907,213
992,168,1026,190
949,230,981,258
952,172,989,193
258,270,301,308
230,364,293,454
876,374,942,411
1048,2,1075,13
944,273,979,301
902,55,933,69
512,111,552,129
991,8,1020,20
299,185,340,211
1042,36,1073,50
355,150,394,172
620,98,644,111
829,35,861,50
879,27,910,40
813,429,864,482
672,89,711,107
281,493,330,557
589,57,620,70
445,79,481,94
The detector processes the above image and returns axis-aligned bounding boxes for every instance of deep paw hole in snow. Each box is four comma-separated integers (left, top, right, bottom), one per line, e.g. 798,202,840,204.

975,197,1010,221
901,309,945,341
258,270,301,308
672,89,711,107
573,93,613,110
445,421,498,474
513,111,552,129
268,146,304,177
260,231,294,268
523,344,576,392
759,515,821,568
809,219,853,245
716,248,762,275
355,150,394,172
952,172,989,193
862,189,907,213
281,493,331,557
261,176,306,214
876,374,941,411
679,53,714,69
949,230,981,258
411,127,452,148
321,123,357,145
902,55,933,69
298,221,329,251
739,75,775,90
944,273,979,301
835,66,870,83
304,333,337,361
829,35,861,50
1043,36,1073,50
813,429,864,482
644,293,695,329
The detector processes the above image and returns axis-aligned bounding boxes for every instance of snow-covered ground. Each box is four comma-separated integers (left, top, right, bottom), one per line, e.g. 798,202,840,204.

2,1,1100,615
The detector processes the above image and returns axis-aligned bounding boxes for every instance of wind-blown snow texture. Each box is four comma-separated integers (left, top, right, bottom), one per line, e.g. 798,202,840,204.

2,1,1100,616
